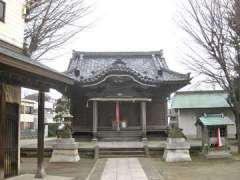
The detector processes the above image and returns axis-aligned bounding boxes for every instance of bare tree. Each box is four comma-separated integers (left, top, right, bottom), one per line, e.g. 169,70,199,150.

24,0,90,61
179,0,240,152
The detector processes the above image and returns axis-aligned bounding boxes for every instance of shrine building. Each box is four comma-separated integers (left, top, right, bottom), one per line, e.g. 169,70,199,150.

67,51,191,141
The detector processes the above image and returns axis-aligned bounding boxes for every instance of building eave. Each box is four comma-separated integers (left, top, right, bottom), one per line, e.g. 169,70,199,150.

0,47,75,85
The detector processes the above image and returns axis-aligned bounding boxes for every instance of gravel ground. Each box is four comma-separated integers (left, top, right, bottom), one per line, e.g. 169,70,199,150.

20,152,240,180
151,153,240,180
20,158,96,180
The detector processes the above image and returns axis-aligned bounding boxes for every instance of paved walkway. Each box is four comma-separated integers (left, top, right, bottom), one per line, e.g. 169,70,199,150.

100,158,148,180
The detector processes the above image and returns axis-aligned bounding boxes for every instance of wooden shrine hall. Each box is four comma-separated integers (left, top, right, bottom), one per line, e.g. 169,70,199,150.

67,51,191,141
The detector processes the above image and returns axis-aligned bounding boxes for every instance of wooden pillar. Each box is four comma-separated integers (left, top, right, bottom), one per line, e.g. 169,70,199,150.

92,101,98,140
0,85,6,179
164,98,168,126
35,91,46,178
141,101,147,139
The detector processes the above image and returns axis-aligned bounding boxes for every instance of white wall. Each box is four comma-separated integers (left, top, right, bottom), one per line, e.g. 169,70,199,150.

178,108,236,139
20,114,34,123
224,110,236,139
20,99,35,123
178,109,197,138
0,0,25,48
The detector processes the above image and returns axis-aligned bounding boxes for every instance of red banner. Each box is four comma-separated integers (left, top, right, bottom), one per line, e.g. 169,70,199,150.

217,128,222,148
116,101,120,130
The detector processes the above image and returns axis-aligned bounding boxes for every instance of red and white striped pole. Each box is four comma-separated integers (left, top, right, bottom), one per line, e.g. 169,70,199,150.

217,128,222,148
116,101,120,131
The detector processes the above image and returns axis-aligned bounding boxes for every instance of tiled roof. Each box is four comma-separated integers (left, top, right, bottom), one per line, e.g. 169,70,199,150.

171,90,230,109
197,114,234,126
0,47,74,84
67,51,190,85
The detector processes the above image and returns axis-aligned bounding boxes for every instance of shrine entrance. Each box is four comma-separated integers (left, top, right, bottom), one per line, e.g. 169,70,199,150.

89,98,150,141
98,101,141,131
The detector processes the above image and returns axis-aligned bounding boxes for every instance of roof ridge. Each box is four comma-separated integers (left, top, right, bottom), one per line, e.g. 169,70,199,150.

161,68,190,78
72,50,163,56
175,90,226,94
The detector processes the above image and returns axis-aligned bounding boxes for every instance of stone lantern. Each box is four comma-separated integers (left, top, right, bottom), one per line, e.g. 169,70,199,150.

50,112,80,162
163,125,191,162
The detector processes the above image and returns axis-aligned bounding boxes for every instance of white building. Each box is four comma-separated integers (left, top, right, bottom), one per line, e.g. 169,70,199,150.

0,0,25,48
171,91,236,139
20,98,56,137
20,99,35,130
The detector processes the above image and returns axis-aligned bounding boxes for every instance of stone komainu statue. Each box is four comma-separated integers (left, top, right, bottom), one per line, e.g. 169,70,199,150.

168,125,187,139
57,123,72,138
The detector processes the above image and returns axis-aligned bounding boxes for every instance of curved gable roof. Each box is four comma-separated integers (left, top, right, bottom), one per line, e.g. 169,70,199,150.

67,51,190,86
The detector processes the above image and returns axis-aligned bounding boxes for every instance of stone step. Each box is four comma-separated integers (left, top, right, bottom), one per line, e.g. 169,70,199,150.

98,131,142,141
98,148,145,158
100,151,144,155
100,154,145,158
98,137,142,142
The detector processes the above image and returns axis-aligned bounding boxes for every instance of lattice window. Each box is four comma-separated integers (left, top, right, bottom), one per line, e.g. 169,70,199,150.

208,127,226,137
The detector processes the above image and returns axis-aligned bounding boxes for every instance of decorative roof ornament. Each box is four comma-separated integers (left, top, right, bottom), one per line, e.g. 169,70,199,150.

112,59,126,67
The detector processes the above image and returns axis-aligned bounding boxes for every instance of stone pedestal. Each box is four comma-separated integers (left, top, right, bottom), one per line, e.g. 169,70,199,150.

203,148,232,159
163,138,191,162
50,138,80,162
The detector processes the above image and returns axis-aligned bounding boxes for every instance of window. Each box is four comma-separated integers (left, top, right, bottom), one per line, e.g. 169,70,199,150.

25,106,33,114
0,1,5,22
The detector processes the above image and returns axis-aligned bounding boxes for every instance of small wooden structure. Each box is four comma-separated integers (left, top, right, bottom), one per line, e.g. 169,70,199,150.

196,114,234,159
171,91,236,138
0,46,74,178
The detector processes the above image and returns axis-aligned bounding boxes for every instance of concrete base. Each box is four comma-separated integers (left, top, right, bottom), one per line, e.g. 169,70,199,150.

50,138,80,163
163,149,192,162
163,138,191,162
204,150,232,159
50,149,80,162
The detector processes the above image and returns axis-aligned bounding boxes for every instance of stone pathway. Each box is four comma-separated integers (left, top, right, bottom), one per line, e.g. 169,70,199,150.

100,158,148,180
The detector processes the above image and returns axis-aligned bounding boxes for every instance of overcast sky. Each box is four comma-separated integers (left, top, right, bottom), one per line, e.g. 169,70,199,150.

44,0,185,72
23,0,212,98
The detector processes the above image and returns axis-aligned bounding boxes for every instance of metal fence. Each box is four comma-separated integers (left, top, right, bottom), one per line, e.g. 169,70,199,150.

20,129,37,139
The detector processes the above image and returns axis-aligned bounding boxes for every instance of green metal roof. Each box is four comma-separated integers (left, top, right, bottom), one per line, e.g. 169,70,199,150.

198,114,234,126
171,91,229,109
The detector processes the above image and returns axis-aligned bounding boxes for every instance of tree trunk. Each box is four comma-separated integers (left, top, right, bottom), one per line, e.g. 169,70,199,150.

237,114,240,154
233,108,240,154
